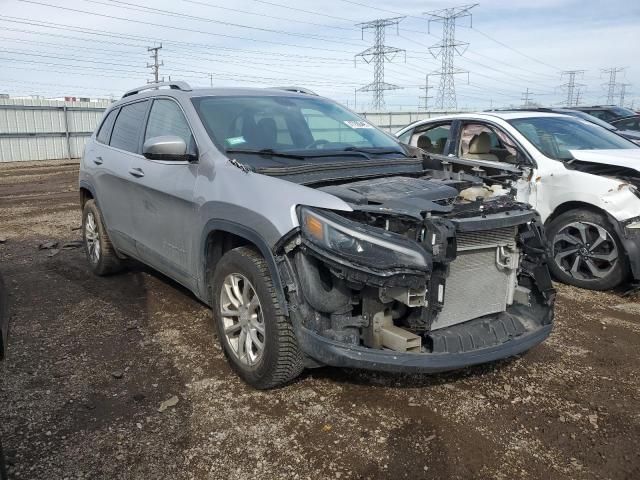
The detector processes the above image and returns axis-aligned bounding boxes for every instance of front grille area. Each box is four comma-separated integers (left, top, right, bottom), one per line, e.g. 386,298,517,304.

431,227,519,330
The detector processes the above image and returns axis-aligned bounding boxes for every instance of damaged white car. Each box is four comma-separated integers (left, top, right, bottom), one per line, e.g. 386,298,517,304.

397,112,640,290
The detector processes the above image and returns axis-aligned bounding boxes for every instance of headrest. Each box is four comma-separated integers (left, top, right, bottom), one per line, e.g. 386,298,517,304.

468,132,491,154
417,135,433,150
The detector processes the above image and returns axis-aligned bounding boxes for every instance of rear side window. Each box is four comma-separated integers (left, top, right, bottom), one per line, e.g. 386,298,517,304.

96,109,118,144
110,101,149,153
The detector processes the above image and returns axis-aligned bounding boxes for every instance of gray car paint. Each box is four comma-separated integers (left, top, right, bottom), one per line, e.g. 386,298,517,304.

80,87,353,302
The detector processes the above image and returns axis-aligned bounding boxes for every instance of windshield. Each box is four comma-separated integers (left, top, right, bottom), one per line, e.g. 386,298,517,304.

610,106,637,118
509,116,638,160
191,95,403,157
561,110,616,130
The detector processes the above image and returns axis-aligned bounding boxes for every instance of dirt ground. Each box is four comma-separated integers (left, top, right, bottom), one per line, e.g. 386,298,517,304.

0,160,639,480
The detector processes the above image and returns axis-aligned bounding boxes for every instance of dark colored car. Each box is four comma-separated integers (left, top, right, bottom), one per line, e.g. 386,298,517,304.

610,115,640,134
573,105,637,122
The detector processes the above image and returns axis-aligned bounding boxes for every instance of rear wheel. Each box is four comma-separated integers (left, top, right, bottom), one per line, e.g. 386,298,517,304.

211,246,303,389
546,209,627,290
82,200,123,276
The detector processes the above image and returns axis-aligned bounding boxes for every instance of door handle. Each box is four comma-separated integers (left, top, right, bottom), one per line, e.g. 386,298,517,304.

93,156,103,165
128,167,145,178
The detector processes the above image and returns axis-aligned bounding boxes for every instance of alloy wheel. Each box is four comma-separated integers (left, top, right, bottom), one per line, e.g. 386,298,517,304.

552,221,618,281
85,212,101,264
219,273,265,366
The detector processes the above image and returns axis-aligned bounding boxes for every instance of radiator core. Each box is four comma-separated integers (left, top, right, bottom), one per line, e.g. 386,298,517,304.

431,227,518,330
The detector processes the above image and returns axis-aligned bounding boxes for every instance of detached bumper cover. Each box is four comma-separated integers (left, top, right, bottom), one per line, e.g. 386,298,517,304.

296,318,552,374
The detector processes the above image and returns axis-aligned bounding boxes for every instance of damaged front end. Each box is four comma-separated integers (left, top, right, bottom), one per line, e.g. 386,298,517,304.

276,172,555,373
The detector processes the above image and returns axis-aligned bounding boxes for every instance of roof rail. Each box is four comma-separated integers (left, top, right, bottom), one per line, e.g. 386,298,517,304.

122,81,192,99
270,86,317,96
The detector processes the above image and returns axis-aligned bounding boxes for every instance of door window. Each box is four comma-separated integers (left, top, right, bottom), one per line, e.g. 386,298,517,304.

109,100,149,153
613,117,640,132
96,109,118,144
459,123,522,163
145,99,195,149
410,124,451,154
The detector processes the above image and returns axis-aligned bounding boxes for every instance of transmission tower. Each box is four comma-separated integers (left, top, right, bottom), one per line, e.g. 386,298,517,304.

419,74,434,110
354,17,406,111
425,4,477,111
147,44,164,84
602,67,625,104
521,88,535,107
618,83,632,107
560,70,585,107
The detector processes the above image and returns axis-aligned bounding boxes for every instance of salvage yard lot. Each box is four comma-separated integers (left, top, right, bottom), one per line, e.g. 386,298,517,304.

0,160,639,480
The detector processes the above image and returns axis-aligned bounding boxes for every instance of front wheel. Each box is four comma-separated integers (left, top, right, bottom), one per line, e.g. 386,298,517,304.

546,209,628,290
211,247,303,389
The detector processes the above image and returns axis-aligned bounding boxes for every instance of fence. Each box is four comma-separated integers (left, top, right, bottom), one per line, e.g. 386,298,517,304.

0,98,452,162
0,98,112,162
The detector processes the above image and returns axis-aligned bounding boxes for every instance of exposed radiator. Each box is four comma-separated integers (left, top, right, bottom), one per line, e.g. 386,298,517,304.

431,227,519,330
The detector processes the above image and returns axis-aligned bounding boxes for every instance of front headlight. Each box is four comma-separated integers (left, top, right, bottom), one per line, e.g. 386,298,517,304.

298,207,429,270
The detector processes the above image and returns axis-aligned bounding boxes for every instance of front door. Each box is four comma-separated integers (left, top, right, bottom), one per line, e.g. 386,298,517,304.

126,98,199,288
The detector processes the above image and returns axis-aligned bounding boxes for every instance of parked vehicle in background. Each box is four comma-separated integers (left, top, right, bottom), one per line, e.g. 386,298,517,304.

78,82,555,388
397,112,640,291
573,105,637,122
486,108,640,145
610,114,640,134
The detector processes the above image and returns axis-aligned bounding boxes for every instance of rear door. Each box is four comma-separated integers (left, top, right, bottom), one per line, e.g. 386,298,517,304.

127,97,199,288
91,100,149,254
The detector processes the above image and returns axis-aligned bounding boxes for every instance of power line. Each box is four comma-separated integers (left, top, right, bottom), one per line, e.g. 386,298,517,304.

355,17,406,111
618,83,631,107
560,70,585,107
602,67,625,104
147,44,163,83
425,4,477,110
419,74,433,110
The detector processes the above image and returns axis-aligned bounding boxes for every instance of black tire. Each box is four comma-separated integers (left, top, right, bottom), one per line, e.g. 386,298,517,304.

546,209,628,290
211,246,303,389
82,199,123,276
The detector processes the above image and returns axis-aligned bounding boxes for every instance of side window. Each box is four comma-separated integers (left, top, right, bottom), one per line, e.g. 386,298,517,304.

397,129,412,144
96,109,118,144
588,110,615,122
459,123,523,164
110,100,149,153
145,99,194,148
410,124,451,155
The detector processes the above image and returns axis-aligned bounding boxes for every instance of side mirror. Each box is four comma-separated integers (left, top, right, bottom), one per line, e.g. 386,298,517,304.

143,136,197,162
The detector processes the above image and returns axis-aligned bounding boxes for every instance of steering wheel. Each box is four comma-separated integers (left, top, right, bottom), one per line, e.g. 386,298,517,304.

306,139,331,149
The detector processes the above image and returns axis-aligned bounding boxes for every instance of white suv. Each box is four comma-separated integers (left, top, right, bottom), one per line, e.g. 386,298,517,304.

397,112,640,290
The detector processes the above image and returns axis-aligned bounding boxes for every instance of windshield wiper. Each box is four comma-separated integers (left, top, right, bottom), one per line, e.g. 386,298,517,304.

226,148,307,160
343,146,408,157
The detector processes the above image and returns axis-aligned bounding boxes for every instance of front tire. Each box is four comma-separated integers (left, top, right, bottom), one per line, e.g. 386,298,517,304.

211,247,303,389
546,209,628,290
82,199,123,276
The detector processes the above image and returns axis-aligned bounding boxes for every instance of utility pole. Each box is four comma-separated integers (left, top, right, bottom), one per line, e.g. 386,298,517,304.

419,74,433,111
425,4,477,111
354,17,406,111
147,44,164,84
560,70,585,107
521,88,535,107
602,67,625,104
209,73,213,88
618,83,631,107
575,87,583,106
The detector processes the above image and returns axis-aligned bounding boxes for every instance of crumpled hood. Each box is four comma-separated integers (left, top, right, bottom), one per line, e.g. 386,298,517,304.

569,149,640,172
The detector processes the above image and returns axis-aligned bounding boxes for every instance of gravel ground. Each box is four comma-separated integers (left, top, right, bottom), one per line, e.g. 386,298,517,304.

0,160,639,480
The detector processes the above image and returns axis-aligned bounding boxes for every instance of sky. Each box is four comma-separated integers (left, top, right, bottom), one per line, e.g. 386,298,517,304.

0,0,639,111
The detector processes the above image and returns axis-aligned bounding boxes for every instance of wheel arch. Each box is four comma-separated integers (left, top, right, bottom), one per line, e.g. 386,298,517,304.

544,201,610,227
199,220,289,315
79,180,97,209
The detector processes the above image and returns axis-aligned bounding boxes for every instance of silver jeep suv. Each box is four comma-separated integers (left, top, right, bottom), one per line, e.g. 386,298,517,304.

79,82,555,389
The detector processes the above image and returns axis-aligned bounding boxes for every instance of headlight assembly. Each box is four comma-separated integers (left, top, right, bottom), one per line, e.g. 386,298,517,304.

298,206,429,270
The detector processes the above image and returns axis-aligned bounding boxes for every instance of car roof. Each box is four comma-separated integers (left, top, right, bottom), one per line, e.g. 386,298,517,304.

114,83,318,106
